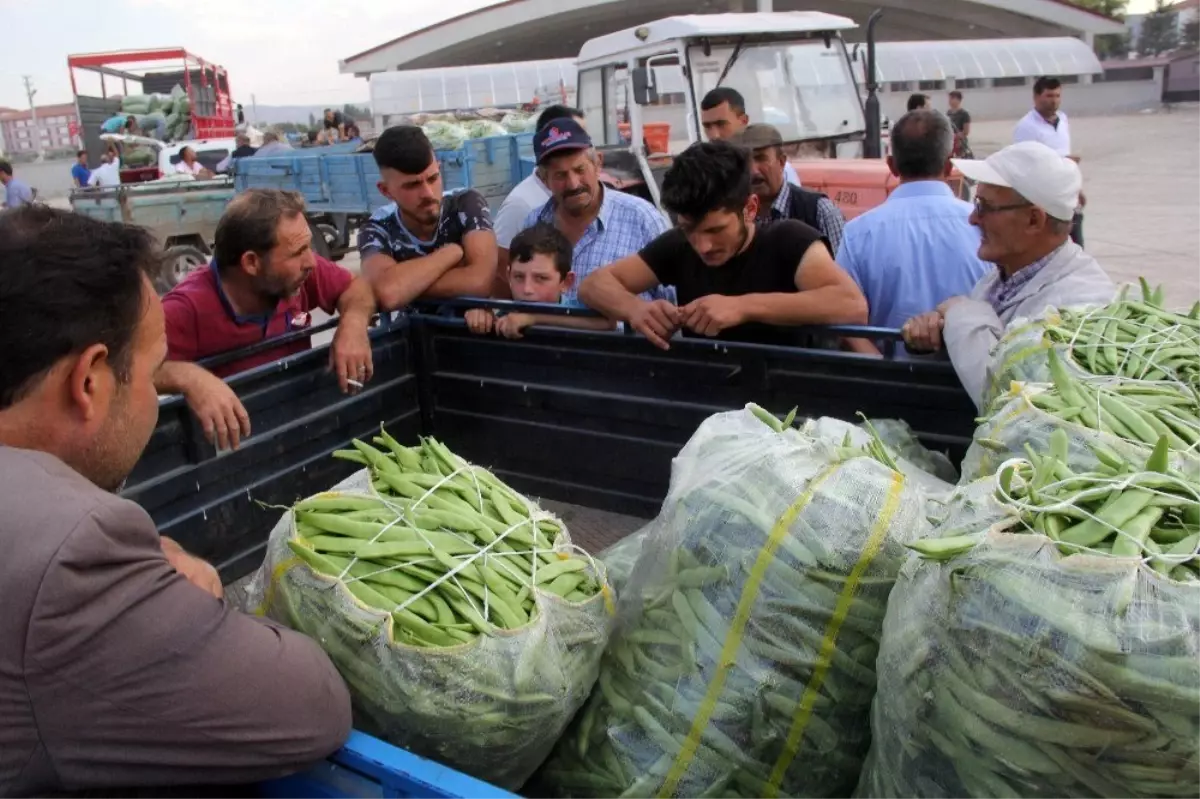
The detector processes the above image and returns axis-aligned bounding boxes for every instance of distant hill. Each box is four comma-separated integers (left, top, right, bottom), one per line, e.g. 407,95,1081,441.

247,104,372,126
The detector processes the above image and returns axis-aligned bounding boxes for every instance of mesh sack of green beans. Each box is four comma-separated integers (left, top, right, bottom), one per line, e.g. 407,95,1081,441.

599,526,652,597
248,437,614,790
964,374,1199,483
534,404,934,798
858,433,1200,799
984,281,1200,410
802,416,957,496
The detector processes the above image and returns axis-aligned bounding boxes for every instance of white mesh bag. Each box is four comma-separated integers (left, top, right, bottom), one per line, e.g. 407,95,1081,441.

858,468,1200,799
246,469,613,790
535,405,934,798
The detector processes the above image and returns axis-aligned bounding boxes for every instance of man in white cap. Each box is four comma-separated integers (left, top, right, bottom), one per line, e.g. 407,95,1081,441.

902,140,1114,408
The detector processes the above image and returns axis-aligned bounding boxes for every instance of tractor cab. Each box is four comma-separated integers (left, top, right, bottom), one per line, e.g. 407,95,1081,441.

576,12,953,219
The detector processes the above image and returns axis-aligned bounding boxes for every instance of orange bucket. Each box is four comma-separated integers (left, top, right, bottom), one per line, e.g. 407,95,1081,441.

617,122,671,153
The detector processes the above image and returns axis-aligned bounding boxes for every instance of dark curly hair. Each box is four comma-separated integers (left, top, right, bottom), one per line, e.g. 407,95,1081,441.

660,140,752,221
373,125,435,174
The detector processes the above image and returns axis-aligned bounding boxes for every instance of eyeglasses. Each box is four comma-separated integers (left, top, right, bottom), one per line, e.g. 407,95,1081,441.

973,197,1033,217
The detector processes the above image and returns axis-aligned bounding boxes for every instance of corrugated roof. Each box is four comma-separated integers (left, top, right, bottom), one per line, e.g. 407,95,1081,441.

860,37,1104,82
0,103,78,122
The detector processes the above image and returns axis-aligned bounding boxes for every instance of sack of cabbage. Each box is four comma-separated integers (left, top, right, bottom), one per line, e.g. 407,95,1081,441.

859,430,1199,799
536,404,936,798
247,432,614,790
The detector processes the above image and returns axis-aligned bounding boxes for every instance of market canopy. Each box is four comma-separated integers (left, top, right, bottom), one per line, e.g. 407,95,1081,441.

341,0,1123,76
861,37,1105,83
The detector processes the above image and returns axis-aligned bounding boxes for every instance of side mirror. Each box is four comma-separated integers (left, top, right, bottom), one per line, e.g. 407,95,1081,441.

632,67,659,106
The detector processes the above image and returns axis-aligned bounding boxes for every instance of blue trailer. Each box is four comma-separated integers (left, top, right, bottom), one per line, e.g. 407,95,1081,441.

233,134,535,261
259,730,516,798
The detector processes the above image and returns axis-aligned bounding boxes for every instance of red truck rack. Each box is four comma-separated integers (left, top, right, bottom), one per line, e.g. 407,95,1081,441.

68,48,236,168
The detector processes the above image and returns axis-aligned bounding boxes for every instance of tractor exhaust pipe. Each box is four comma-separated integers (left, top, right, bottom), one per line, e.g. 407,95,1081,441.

863,9,883,159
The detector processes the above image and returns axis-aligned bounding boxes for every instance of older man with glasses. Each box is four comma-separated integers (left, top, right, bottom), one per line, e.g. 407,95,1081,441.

902,140,1114,408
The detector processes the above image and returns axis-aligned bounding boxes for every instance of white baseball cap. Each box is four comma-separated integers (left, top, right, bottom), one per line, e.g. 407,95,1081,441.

952,141,1082,222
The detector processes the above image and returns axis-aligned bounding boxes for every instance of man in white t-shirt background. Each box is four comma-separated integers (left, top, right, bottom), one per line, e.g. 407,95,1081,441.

491,104,587,290
1014,76,1085,248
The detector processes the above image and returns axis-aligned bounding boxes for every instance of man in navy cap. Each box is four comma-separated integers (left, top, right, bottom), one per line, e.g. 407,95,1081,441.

521,117,673,305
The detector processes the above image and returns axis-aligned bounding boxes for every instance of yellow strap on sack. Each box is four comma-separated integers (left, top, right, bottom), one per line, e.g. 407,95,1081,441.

254,554,302,617
764,471,906,797
657,463,840,798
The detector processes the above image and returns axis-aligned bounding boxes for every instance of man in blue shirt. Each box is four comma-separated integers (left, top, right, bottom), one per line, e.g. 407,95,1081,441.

0,161,34,208
70,151,91,188
522,117,672,305
836,109,990,356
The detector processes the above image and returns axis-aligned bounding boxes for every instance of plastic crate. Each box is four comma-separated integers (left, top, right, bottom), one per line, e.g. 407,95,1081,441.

258,730,518,799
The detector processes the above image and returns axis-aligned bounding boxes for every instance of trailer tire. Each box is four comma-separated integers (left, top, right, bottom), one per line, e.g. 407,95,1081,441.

309,219,336,261
157,245,208,294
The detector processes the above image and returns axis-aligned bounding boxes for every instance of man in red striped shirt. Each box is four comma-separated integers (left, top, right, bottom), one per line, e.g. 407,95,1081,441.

156,189,376,449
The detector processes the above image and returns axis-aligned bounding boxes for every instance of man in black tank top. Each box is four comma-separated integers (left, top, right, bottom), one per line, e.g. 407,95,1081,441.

577,141,867,349
732,124,846,256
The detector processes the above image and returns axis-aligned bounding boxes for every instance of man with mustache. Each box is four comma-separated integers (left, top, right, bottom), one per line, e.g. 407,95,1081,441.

902,141,1113,408
733,124,846,256
359,125,498,311
580,141,867,349
158,189,376,452
521,117,672,305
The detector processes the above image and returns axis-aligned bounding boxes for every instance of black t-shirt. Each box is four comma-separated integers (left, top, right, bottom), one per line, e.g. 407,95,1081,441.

324,111,346,130
947,108,971,132
639,219,826,347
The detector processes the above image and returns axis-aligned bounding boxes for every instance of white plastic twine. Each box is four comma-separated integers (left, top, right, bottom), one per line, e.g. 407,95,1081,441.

1063,304,1198,388
994,456,1200,568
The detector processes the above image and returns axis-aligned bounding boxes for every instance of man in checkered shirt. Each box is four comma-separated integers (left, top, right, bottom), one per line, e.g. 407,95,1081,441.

521,117,674,306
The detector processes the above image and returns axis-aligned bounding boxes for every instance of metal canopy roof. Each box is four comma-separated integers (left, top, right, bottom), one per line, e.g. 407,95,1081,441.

576,12,857,63
341,0,1125,76
370,59,577,115
863,36,1104,82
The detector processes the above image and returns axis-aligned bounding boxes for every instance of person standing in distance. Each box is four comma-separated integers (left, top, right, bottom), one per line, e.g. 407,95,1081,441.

1014,77,1084,247
0,160,34,208
700,87,802,187
946,90,973,158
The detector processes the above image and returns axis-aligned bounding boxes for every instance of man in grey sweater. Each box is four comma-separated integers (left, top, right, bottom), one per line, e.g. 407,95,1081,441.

0,206,351,797
902,141,1114,408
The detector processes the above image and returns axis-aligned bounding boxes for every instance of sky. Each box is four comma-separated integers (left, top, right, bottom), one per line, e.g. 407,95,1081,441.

0,0,1161,111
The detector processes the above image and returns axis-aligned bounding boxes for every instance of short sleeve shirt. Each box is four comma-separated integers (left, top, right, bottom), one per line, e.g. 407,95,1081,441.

71,163,91,187
946,108,971,133
639,219,825,346
357,189,493,263
163,257,353,378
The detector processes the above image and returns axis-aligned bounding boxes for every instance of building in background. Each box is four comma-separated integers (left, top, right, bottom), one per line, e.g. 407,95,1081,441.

0,103,79,156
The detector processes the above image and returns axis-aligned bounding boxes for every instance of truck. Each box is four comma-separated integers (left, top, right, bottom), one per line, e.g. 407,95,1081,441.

70,134,236,293
68,48,237,180
233,134,536,261
236,10,963,254
124,303,975,795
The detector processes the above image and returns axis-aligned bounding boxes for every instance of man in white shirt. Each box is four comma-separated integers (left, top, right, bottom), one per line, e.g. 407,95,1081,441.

174,146,213,179
1014,76,1084,247
87,152,122,187
491,105,586,289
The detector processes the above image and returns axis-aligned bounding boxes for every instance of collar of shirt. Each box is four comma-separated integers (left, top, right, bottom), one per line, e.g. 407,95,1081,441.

888,181,956,201
207,260,302,333
986,242,1067,312
769,181,793,220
